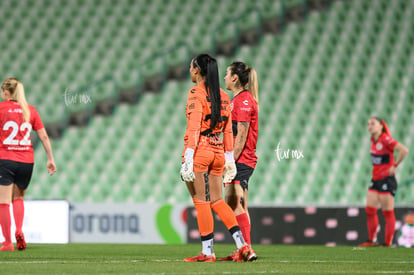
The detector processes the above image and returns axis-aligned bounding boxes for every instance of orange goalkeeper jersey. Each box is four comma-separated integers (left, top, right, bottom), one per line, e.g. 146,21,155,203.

183,82,233,153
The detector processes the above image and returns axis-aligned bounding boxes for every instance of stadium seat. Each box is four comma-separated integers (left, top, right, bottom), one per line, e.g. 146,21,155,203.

21,0,414,205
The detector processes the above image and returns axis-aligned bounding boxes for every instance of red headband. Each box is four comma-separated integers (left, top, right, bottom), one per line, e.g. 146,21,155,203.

382,119,392,138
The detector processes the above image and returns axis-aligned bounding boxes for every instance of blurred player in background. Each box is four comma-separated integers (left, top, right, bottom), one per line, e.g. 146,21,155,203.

0,78,56,251
218,62,259,261
359,117,408,247
397,212,414,248
180,54,256,262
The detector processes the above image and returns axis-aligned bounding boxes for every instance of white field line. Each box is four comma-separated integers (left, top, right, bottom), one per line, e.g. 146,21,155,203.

1,259,414,265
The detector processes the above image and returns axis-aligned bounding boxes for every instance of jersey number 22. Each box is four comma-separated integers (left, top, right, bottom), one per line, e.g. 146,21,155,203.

2,121,32,146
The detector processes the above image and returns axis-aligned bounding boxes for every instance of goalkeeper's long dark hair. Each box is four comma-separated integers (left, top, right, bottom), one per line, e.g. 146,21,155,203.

193,54,221,130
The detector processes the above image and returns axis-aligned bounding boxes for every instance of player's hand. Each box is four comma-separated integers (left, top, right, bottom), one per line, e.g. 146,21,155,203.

223,152,237,184
389,165,396,176
181,148,195,182
47,160,56,175
223,160,237,184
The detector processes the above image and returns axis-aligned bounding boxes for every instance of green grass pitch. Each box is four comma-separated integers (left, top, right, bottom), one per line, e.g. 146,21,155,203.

1,244,413,274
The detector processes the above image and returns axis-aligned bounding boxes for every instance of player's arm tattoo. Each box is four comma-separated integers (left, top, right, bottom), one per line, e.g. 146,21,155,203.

234,121,250,160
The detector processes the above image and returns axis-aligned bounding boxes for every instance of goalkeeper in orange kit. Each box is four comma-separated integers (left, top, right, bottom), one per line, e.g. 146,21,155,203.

181,54,256,262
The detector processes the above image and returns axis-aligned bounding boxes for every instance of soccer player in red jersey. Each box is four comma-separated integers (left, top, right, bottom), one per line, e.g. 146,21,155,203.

181,54,255,262
0,78,56,251
359,117,408,247
218,62,259,261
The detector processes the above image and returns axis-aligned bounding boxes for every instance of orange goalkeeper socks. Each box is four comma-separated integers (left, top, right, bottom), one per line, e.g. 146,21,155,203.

211,200,245,249
193,198,214,238
193,198,214,255
211,199,238,230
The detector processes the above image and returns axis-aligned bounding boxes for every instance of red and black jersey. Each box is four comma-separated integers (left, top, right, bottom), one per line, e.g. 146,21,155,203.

0,101,44,163
370,132,398,181
231,90,258,169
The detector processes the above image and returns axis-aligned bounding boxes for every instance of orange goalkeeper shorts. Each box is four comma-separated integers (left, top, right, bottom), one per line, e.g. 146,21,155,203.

182,148,225,176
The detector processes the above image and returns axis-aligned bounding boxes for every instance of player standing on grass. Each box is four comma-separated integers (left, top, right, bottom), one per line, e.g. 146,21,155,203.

218,61,259,261
180,54,256,262
0,78,56,251
359,117,408,247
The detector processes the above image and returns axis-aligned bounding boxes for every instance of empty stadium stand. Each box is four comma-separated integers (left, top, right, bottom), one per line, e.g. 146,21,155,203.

1,0,412,205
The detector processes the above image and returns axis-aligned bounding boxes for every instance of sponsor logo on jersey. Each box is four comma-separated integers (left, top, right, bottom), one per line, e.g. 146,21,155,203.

376,142,383,150
371,154,390,165
243,100,249,106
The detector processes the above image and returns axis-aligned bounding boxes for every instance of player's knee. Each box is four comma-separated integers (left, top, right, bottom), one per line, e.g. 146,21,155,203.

210,197,220,204
225,196,238,210
192,194,208,202
365,206,377,215
12,195,24,201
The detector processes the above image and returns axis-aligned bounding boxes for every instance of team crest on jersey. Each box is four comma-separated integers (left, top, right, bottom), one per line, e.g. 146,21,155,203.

376,142,383,151
230,103,234,111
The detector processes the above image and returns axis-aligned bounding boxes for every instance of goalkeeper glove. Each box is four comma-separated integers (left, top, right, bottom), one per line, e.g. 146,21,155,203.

180,148,195,182
223,151,237,184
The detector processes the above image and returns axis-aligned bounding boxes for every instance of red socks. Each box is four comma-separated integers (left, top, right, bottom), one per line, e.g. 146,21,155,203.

365,206,378,242
12,199,24,233
0,204,12,245
383,210,396,246
236,213,251,245
365,207,395,245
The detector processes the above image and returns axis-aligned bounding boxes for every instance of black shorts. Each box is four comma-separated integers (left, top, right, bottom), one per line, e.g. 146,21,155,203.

368,176,397,197
234,163,254,191
0,159,34,190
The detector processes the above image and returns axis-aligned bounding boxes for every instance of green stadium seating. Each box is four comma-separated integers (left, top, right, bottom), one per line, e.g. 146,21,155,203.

10,0,414,205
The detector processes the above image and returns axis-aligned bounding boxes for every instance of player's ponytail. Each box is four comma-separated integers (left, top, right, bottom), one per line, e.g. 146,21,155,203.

193,54,221,130
15,82,30,122
1,78,30,122
248,67,259,111
381,119,392,138
372,117,392,138
230,61,259,110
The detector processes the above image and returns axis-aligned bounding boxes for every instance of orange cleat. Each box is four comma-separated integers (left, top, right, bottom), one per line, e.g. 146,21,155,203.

218,251,237,261
15,231,26,251
0,243,14,251
184,252,216,262
358,240,377,247
248,249,258,261
233,245,257,262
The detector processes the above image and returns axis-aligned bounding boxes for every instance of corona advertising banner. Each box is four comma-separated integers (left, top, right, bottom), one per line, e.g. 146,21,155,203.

70,203,187,244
